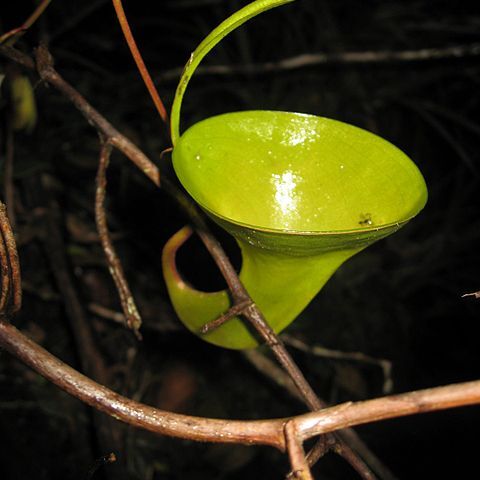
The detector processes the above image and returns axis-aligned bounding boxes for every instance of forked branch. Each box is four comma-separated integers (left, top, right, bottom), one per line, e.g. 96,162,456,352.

0,320,479,451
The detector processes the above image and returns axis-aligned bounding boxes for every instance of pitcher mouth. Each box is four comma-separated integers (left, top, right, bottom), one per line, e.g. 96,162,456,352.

195,200,425,237
173,111,428,237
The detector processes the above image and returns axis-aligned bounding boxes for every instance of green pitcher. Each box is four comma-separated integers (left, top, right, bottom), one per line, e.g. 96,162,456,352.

162,0,428,349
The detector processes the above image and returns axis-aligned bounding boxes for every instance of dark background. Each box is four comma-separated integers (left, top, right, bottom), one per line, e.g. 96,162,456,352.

1,0,480,479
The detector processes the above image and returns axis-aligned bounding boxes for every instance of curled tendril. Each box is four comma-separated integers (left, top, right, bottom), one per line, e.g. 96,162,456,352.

170,0,296,146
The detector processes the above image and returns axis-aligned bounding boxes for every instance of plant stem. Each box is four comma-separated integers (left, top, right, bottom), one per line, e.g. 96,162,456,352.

111,0,169,128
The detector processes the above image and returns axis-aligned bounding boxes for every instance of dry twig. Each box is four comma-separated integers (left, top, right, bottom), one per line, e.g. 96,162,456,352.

95,141,142,338
282,334,393,394
0,201,21,316
156,43,480,82
463,290,480,299
111,0,169,127
285,421,313,480
0,0,51,45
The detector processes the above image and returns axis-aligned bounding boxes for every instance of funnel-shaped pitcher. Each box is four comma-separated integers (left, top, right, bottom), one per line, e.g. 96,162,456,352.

163,111,427,349
162,0,427,349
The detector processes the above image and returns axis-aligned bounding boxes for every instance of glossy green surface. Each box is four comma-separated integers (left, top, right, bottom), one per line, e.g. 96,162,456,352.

164,111,427,349
163,0,427,349
174,111,427,237
163,226,362,350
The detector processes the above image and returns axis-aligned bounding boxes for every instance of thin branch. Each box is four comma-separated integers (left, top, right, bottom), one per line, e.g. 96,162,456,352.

245,305,324,412
243,349,304,403
334,442,376,480
0,0,51,45
88,303,129,326
17,0,52,31
282,334,393,394
0,45,35,69
32,44,161,187
88,302,180,333
157,43,480,82
295,382,480,441
462,290,480,299
200,299,253,334
95,141,142,338
336,429,396,480
0,201,21,315
285,421,313,480
111,0,169,128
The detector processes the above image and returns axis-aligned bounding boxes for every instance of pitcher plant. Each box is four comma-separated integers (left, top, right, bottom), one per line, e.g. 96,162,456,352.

161,0,428,349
